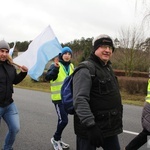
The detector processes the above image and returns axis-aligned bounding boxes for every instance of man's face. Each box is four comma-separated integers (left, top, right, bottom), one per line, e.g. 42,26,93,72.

0,49,9,61
94,45,113,64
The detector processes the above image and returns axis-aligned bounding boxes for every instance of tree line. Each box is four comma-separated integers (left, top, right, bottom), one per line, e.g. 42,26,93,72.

9,35,150,77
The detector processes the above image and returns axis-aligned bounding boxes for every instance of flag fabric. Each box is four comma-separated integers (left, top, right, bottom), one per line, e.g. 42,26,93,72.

9,42,16,56
13,25,62,81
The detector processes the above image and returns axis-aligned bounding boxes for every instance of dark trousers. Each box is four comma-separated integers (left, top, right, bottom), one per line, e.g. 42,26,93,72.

125,128,150,150
53,102,68,141
76,135,120,150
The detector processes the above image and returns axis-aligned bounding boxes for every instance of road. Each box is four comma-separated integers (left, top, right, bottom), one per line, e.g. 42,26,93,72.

0,88,148,150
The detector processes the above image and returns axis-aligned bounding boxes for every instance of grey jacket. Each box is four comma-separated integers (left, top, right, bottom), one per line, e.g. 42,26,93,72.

142,102,150,132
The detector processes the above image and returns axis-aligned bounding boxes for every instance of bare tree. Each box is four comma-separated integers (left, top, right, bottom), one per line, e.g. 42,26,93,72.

111,26,149,76
111,1,150,76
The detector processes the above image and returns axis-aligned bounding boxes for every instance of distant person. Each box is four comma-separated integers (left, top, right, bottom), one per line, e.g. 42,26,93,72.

125,79,150,150
73,34,123,150
45,47,74,150
0,40,28,150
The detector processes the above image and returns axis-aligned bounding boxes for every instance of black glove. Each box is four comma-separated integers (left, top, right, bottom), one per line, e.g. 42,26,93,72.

87,124,104,148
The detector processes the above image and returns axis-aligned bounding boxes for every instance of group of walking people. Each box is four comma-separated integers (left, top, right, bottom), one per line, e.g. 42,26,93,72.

0,34,149,150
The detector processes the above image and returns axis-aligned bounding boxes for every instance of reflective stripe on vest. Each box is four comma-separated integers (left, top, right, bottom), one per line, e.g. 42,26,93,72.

146,79,150,103
50,63,74,101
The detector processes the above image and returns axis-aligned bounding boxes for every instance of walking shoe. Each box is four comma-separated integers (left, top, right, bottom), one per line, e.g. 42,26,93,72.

60,140,70,149
51,137,63,150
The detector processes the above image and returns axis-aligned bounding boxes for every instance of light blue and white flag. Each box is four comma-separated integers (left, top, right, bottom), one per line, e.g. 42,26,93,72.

9,42,16,56
13,25,62,81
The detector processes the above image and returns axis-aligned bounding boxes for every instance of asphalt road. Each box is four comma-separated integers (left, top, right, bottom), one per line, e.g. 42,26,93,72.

0,88,148,150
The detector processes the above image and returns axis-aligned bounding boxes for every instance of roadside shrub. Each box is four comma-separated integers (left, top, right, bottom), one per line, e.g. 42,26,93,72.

39,69,149,95
118,76,148,95
114,70,149,78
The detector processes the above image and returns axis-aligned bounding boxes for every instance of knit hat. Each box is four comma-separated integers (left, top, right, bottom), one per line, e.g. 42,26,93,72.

0,40,10,51
61,46,73,56
92,34,115,52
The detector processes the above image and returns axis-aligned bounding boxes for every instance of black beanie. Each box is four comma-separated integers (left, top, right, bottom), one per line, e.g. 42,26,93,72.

0,40,10,51
93,34,115,52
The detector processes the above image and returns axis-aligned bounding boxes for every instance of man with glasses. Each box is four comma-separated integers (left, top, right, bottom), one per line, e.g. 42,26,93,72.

73,35,123,150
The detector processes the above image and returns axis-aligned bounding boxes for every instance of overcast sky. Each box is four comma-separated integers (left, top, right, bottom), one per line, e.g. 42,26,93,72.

0,0,147,44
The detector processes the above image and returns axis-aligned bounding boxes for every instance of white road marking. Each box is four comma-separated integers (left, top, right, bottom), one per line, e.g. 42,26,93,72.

123,130,139,135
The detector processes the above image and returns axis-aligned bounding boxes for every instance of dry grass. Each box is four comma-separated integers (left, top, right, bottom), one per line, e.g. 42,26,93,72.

15,75,50,92
121,91,145,106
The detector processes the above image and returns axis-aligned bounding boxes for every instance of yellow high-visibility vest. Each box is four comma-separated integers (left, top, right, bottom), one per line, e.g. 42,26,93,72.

50,63,74,101
146,79,150,103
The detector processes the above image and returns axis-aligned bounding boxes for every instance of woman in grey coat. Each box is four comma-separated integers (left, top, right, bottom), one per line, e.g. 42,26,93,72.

125,79,150,150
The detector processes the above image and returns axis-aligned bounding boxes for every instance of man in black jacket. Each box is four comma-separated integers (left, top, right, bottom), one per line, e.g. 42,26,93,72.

0,40,28,150
73,34,123,150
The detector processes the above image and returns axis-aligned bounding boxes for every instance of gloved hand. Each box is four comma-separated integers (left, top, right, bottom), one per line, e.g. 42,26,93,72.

87,124,104,148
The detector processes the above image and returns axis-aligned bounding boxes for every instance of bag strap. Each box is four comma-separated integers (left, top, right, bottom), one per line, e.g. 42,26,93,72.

73,60,96,78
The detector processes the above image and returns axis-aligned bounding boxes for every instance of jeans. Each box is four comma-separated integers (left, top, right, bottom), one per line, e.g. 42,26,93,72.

77,135,120,150
53,102,68,141
0,102,20,150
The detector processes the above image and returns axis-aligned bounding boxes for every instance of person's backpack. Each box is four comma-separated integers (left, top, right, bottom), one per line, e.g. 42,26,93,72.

61,61,96,115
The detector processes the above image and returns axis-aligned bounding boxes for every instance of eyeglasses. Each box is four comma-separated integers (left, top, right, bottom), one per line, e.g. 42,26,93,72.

100,45,113,50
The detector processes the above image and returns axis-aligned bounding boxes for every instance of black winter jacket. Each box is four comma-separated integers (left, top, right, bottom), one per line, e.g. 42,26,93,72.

0,61,27,107
73,53,123,138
